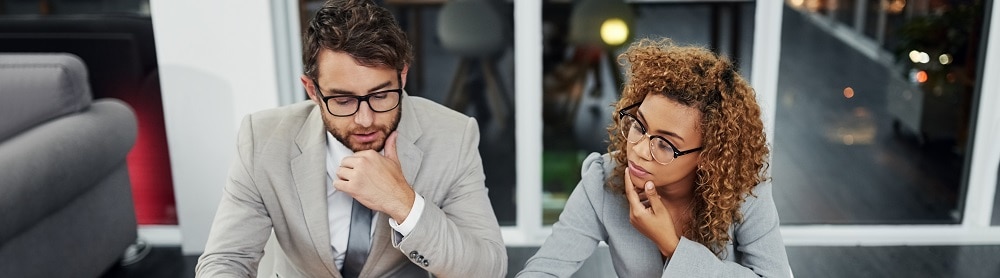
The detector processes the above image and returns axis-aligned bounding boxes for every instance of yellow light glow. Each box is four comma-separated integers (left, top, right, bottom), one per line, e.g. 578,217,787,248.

601,18,629,47
789,0,805,8
909,50,921,63
806,0,822,12
939,54,952,65
885,0,906,14
843,135,855,145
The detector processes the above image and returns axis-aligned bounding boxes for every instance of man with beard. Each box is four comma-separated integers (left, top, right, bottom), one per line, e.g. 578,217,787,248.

195,0,506,277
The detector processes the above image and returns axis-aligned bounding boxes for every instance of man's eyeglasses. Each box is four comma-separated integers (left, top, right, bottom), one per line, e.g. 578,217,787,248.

312,74,403,117
618,102,703,165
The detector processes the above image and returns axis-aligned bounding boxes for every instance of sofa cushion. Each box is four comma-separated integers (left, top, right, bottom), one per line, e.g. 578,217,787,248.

0,53,93,142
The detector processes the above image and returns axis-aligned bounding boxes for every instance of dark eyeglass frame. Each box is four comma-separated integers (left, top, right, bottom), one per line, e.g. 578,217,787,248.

617,102,703,164
312,73,404,117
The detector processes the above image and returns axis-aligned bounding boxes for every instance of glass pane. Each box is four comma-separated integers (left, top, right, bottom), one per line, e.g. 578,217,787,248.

776,1,989,224
376,0,517,226
832,0,859,28
540,1,755,225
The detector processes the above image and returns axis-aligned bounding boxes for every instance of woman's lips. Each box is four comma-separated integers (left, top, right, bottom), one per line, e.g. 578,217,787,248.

628,160,652,208
628,160,651,179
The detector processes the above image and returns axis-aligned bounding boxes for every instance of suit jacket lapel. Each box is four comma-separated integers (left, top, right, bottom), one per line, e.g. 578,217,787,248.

362,212,393,276
362,94,424,275
394,94,423,186
290,106,339,277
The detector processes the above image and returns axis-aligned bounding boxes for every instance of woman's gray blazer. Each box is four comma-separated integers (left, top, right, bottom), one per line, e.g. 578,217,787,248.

518,153,790,277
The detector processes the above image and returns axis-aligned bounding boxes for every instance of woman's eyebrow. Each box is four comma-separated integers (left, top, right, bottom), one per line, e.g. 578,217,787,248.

637,109,686,142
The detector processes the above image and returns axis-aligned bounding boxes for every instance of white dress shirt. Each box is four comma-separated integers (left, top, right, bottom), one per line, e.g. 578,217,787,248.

325,132,424,270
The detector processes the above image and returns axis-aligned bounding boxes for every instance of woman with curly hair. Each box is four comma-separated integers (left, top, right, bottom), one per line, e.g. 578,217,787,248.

518,38,790,277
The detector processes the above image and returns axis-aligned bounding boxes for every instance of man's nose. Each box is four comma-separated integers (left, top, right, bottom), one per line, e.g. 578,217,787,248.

353,102,374,127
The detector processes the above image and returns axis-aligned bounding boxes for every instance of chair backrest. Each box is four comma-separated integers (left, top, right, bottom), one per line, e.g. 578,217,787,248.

437,0,508,57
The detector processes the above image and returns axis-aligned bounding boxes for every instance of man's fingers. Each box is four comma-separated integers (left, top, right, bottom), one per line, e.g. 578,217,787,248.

335,167,352,181
340,156,360,169
332,179,348,191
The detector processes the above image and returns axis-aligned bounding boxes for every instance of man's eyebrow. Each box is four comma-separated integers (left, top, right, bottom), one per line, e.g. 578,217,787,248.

324,80,394,96
637,109,686,142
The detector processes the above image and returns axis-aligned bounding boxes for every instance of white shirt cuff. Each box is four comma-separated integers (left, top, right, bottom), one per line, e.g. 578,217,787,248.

388,193,424,237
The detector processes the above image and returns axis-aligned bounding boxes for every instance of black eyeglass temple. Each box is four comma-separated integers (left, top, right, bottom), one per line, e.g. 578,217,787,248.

617,102,642,116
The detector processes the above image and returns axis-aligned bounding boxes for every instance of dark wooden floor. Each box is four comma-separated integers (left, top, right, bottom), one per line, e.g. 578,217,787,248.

786,245,1000,278
100,247,196,278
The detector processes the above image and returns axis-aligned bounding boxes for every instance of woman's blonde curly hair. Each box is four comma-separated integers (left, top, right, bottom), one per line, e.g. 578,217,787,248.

606,38,770,257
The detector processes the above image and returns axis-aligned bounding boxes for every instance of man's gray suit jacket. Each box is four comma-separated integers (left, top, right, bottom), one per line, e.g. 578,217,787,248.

197,96,507,277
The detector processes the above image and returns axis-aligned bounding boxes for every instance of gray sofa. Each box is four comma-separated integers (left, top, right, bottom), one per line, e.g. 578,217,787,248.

0,53,139,277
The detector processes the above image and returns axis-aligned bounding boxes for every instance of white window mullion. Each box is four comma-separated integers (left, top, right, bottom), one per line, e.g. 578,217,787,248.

513,0,544,244
751,0,783,158
782,226,1000,246
271,0,304,106
962,0,1000,228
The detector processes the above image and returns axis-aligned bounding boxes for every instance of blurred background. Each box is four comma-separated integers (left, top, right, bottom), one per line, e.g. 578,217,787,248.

1,0,998,277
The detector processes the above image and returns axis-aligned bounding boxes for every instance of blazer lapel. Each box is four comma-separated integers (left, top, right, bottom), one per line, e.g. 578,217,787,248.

289,106,339,277
394,94,423,186
361,212,394,276
361,94,424,276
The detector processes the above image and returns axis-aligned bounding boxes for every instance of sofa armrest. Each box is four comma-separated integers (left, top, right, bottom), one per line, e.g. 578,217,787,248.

0,99,137,244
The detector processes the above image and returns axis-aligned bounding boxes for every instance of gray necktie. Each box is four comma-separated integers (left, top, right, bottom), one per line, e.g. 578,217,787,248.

341,199,372,278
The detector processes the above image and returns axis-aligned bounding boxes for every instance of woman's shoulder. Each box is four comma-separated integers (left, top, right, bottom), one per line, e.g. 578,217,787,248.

579,152,620,193
733,181,778,235
739,181,774,212
581,152,614,173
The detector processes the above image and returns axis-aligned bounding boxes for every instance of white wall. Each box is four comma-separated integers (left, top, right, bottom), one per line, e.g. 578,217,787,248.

150,0,283,254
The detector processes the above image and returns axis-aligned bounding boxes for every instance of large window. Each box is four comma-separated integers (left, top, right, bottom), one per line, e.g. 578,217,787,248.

302,0,519,225
512,0,999,246
540,0,756,225
140,0,1000,252
777,0,987,225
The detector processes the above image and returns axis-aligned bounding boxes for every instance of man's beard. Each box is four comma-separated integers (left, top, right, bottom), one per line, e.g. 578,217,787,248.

325,109,402,152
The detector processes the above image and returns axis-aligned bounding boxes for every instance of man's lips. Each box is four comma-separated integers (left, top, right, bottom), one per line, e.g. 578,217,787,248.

351,131,379,143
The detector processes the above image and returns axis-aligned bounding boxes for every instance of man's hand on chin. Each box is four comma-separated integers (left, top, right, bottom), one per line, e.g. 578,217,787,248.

334,131,415,220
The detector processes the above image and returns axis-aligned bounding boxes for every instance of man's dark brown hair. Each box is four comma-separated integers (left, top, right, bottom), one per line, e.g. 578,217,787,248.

303,0,413,79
